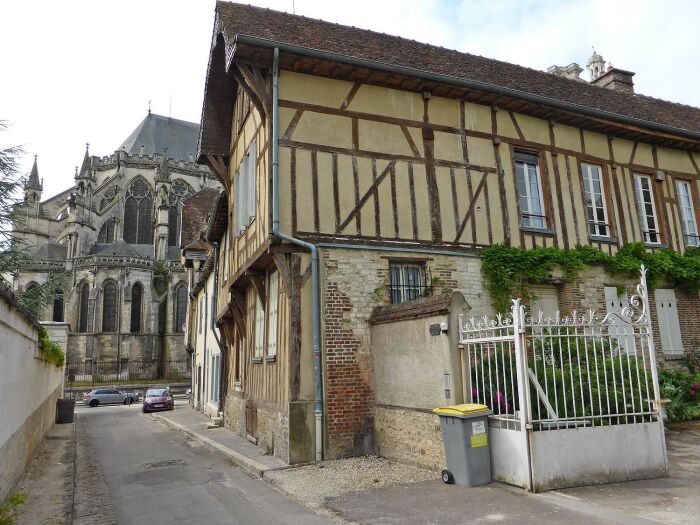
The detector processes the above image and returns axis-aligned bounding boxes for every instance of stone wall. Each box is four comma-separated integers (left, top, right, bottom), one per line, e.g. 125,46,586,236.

321,247,489,459
374,405,446,470
0,288,65,501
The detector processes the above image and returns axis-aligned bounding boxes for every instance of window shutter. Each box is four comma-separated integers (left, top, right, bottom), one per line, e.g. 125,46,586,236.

655,289,683,355
254,295,264,358
530,287,559,319
604,286,634,354
267,271,279,357
247,142,257,226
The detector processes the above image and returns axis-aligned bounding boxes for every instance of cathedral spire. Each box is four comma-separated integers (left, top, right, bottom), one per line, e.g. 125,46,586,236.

78,143,92,179
25,154,42,191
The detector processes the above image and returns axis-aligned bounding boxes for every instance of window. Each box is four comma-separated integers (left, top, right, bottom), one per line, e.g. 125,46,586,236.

254,294,264,359
388,262,429,304
123,178,153,244
634,174,661,244
52,288,64,322
97,217,116,243
174,284,187,334
78,282,89,333
581,163,610,237
130,282,143,333
234,142,257,237
655,289,683,355
267,271,279,357
101,281,117,332
168,180,194,247
676,180,699,247
515,151,547,229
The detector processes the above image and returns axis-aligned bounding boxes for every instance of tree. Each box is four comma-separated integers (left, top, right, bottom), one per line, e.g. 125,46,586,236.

0,121,69,317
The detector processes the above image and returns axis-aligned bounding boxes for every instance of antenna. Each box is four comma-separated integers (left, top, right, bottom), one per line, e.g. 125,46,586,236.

148,99,151,114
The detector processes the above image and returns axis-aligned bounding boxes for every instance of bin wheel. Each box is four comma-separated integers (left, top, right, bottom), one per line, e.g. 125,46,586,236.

441,470,454,484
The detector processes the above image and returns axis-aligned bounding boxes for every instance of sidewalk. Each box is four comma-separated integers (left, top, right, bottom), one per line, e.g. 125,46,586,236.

152,405,288,478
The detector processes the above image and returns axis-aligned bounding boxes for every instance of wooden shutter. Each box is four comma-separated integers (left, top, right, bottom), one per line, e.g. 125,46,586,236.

604,287,635,354
254,295,264,358
267,271,279,357
530,286,559,319
655,289,683,355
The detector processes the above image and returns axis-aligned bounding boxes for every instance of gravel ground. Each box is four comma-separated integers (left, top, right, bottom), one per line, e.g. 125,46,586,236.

266,455,439,511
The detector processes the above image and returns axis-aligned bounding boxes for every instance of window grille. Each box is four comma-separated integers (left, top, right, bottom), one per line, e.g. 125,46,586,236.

102,282,118,332
388,262,431,304
130,282,143,333
515,151,547,229
634,174,660,244
581,163,610,237
676,180,699,247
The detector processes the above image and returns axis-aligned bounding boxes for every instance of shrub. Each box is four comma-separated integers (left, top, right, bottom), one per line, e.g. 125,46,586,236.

659,369,700,422
38,327,65,367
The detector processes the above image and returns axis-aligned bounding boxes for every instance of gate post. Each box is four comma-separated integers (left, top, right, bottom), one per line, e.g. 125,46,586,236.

511,298,533,491
639,265,662,417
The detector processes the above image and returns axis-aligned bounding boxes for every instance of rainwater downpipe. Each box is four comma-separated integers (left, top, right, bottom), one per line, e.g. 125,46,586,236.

271,47,324,462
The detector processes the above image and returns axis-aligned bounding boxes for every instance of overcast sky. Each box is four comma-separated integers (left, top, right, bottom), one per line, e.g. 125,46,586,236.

1,0,698,199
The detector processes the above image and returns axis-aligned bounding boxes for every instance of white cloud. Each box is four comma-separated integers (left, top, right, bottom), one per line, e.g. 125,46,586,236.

1,0,697,199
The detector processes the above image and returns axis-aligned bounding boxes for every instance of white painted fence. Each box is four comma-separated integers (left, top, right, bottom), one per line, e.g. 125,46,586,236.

459,266,668,491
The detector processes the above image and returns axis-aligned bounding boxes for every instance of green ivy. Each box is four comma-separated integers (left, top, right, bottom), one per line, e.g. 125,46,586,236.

482,242,700,314
38,327,65,368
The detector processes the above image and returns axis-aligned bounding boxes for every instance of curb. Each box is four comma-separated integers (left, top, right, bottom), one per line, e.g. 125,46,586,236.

152,413,273,479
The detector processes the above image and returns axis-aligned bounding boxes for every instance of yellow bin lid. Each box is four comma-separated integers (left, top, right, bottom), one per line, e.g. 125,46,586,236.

433,403,490,416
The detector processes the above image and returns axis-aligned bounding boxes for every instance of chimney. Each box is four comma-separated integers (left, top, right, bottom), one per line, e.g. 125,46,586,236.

591,66,635,94
547,63,583,81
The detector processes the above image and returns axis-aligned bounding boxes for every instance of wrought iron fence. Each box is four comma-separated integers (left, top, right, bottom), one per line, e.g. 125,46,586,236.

65,360,191,385
461,265,661,430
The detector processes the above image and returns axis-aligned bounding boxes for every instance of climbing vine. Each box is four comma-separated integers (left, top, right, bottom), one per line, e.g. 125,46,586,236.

481,242,700,314
38,326,65,367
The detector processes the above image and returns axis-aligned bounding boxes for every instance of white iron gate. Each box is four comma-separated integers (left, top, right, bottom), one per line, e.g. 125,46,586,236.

459,266,668,491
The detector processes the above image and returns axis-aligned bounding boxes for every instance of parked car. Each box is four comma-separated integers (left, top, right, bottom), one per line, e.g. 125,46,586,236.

142,388,174,413
83,388,132,407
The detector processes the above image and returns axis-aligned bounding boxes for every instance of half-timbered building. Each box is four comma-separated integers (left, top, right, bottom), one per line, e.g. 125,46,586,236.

197,2,700,464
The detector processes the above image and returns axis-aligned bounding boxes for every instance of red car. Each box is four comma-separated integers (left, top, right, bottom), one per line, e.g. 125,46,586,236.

142,388,174,413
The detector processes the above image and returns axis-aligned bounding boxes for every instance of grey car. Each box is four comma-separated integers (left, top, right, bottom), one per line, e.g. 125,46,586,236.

83,388,135,407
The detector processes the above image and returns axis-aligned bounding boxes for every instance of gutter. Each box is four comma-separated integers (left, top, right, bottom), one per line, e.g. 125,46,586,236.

234,34,700,143
271,47,324,462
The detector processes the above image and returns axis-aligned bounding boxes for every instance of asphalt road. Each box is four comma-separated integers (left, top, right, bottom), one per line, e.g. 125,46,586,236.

75,401,333,525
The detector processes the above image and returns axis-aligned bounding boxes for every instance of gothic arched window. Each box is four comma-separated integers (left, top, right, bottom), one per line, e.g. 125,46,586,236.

102,281,118,332
173,283,187,333
123,178,153,244
130,282,143,333
97,217,116,243
168,180,194,247
52,288,64,322
78,282,89,333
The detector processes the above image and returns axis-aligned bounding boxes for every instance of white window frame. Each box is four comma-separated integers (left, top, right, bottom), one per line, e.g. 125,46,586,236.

515,153,547,230
267,270,279,358
676,180,699,247
581,163,610,238
634,174,661,244
254,294,264,359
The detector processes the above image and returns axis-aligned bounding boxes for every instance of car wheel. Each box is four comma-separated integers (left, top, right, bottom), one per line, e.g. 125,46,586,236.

89,399,99,408
441,470,454,484
123,399,129,405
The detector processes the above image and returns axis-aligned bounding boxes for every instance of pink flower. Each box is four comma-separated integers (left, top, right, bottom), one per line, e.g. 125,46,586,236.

693,383,700,389
691,390,696,396
472,388,478,398
495,392,505,403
